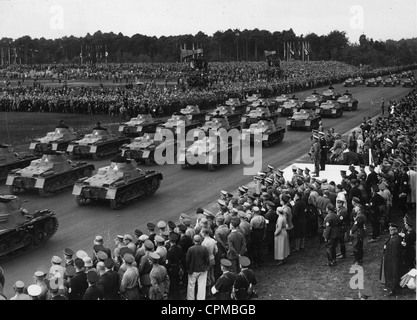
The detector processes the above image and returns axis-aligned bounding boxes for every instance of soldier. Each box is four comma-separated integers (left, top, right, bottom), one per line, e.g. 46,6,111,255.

265,200,278,255
148,252,170,300
63,248,75,268
146,222,157,243
350,206,366,265
69,258,88,300
157,220,170,241
83,270,104,300
166,232,182,300
33,270,49,300
304,167,311,183
233,256,258,300
155,235,168,265
310,134,321,177
119,253,140,300
10,281,30,300
323,204,340,267
211,259,237,300
336,199,349,259
27,284,42,300
139,240,155,299
319,131,328,170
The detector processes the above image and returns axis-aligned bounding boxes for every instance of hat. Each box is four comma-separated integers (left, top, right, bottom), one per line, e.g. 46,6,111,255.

51,255,62,264
34,270,45,277
220,258,232,267
389,223,398,228
146,222,156,230
123,234,133,241
144,239,155,250
304,167,310,172
104,258,114,269
265,177,273,184
200,217,208,225
292,165,298,170
352,197,360,203
116,235,124,241
313,135,319,139
93,235,104,245
87,270,99,284
157,221,167,229
242,186,249,192
76,250,88,259
267,165,274,170
196,207,204,214
277,169,284,174
14,281,25,289
63,248,74,256
123,253,135,264
266,200,276,207
193,235,203,243
65,265,76,277
168,221,176,229
239,256,251,267
74,258,85,269
148,252,160,260
138,234,149,242
93,244,104,253
83,257,93,268
218,199,226,206
119,247,132,258
179,213,190,220
169,232,179,242
221,190,228,195
134,229,143,237
97,251,108,261
155,235,165,243
178,224,187,232
27,284,42,297
182,218,192,226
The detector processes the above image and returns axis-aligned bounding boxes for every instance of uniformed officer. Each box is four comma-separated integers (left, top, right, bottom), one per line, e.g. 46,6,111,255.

63,248,75,268
211,259,237,300
323,204,339,267
319,131,328,170
336,199,349,259
148,252,170,300
310,134,321,177
27,284,42,300
157,221,170,241
166,232,182,300
350,207,366,265
33,270,49,300
147,222,157,243
233,256,258,300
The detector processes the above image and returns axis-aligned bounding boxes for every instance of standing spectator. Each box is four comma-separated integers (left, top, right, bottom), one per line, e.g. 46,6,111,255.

400,215,416,271
274,207,290,266
291,191,306,252
249,207,266,268
227,218,247,273
233,256,257,300
10,281,30,300
336,199,349,259
33,270,49,300
148,252,170,300
186,234,210,300
69,258,88,300
264,201,278,256
98,258,120,300
309,134,321,177
211,259,236,300
83,270,104,300
350,206,366,265
119,253,140,300
323,204,339,267
166,232,182,300
368,186,385,243
380,223,404,296
201,227,218,294
154,235,168,265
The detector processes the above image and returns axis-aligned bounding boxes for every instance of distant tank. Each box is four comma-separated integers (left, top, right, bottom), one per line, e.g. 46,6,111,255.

302,90,324,109
0,194,58,262
72,155,163,209
241,117,285,147
156,110,204,137
179,105,207,123
337,92,358,111
0,144,38,181
29,121,78,156
277,96,302,116
205,107,242,129
343,78,356,87
274,94,290,107
240,106,279,130
224,98,248,114
197,114,241,137
316,100,344,118
6,151,95,198
67,122,130,160
245,93,262,104
118,114,164,137
321,86,341,101
286,109,321,131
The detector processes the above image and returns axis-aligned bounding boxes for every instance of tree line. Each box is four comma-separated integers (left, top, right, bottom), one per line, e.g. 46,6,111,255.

0,29,416,67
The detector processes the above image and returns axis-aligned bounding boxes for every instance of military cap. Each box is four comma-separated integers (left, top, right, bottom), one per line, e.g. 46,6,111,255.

148,252,160,261
123,234,133,241
238,187,245,193
134,229,143,237
319,131,325,136
27,284,42,297
258,172,266,177
138,234,149,241
313,135,319,139
231,208,239,214
352,197,360,203
268,165,274,170
97,251,108,261
265,177,273,184
146,222,156,230
196,213,206,220
266,200,276,207
180,213,190,220
34,271,45,277
193,235,203,243
87,270,99,283
220,259,232,267
123,253,135,264
165,221,175,230
204,211,215,219
242,186,249,192
239,256,251,267
218,199,226,206
157,221,167,229
65,265,76,277
14,280,25,289
104,258,114,269
63,248,74,256
277,169,284,174
228,192,234,198
144,239,154,250
118,247,131,258
51,255,62,264
83,257,93,268
304,167,310,172
74,258,85,269
93,244,104,253
221,190,228,195
292,165,298,170
196,207,205,214
93,235,104,245
182,218,192,226
169,232,179,242
178,224,188,232
115,235,124,242
154,235,165,243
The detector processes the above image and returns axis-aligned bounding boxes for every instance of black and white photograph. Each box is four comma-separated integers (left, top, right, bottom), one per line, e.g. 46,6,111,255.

0,0,416,305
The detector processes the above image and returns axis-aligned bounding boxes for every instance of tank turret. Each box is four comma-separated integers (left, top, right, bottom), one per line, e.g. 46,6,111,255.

118,114,163,137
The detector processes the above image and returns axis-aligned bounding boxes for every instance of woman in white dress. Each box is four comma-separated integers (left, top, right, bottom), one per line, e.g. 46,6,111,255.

274,207,290,266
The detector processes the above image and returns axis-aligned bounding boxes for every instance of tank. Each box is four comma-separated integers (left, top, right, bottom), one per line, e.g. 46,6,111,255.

383,78,396,87
365,78,378,87
0,144,39,181
156,112,202,136
241,117,285,148
240,106,279,129
286,109,321,131
197,114,241,137
0,194,58,262
376,76,383,84
72,155,163,209
179,105,207,124
321,86,341,101
274,94,290,107
316,100,344,118
67,122,131,160
343,78,356,87
403,78,415,87
6,151,95,198
118,114,164,137
337,92,358,111
224,98,248,114
205,107,242,128
302,90,324,108
181,135,239,171
354,76,365,85
245,93,262,104
29,121,78,156
277,96,302,116
244,98,276,113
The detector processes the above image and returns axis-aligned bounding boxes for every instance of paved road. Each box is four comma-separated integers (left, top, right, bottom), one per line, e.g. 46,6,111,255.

0,78,413,297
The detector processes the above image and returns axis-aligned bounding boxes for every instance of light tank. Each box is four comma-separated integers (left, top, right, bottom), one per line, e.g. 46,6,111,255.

316,100,344,118
6,151,95,198
337,92,358,111
179,105,207,124
241,117,285,148
321,86,341,101
302,90,324,108
67,122,130,160
118,114,164,137
224,98,248,114
240,106,279,129
156,112,202,137
286,109,321,131
72,155,163,209
277,96,302,116
0,194,58,261
274,94,290,107
365,78,378,87
383,78,396,87
29,121,78,156
0,144,38,181
343,78,356,87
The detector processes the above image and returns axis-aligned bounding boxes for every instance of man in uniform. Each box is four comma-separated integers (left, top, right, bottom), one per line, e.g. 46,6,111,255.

148,252,170,300
211,259,236,300
83,270,104,300
310,134,321,177
166,232,182,300
323,204,339,266
155,235,168,265
147,222,157,243
228,218,247,273
33,270,49,300
350,206,366,265
63,248,75,268
98,258,120,300
319,131,328,170
93,235,112,260
10,281,30,300
336,199,349,259
233,256,258,300
119,253,140,300
69,258,88,300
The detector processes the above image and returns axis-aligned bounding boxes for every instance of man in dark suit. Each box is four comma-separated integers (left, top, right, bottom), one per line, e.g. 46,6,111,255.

186,235,210,300
227,218,247,273
166,232,182,300
83,270,104,300
68,258,88,300
98,258,120,300
292,191,307,251
323,204,340,267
